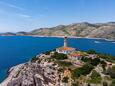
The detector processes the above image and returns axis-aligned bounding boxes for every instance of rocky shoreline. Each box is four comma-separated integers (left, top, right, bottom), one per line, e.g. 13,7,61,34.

1,50,115,86
31,35,115,41
0,64,25,86
0,53,63,86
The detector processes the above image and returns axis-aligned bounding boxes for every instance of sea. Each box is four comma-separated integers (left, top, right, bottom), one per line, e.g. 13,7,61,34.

0,36,115,82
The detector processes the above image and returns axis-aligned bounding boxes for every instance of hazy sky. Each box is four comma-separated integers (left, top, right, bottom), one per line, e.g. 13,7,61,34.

0,0,115,32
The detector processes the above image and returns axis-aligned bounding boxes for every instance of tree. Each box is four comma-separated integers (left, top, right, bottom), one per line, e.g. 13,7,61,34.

91,58,100,66
87,49,96,54
81,57,91,62
51,52,67,60
62,77,69,83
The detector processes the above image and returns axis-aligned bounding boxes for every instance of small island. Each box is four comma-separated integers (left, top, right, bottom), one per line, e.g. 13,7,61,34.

1,36,115,86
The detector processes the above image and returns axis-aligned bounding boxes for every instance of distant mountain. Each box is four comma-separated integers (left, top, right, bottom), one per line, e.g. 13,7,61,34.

0,22,115,40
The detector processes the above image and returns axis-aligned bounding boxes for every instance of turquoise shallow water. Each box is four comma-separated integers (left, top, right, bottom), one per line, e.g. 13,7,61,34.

0,36,115,82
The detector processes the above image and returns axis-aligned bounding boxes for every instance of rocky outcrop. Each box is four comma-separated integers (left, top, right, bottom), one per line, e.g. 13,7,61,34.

1,51,114,86
1,60,60,86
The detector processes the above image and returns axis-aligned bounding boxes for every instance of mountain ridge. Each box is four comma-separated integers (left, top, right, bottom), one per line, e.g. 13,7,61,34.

0,22,115,40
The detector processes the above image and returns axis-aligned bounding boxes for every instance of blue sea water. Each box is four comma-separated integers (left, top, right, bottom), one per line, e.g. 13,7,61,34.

0,36,115,82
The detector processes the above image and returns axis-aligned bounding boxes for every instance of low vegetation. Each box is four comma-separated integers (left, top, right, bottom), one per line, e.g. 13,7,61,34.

81,57,101,66
51,52,67,60
72,63,94,78
98,53,115,62
62,77,69,83
87,49,97,54
30,50,115,86
31,56,39,62
106,65,115,79
87,49,115,62
88,70,102,83
56,61,72,67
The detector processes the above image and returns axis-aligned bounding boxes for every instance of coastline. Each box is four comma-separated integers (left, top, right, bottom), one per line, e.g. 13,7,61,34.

31,35,115,41
0,35,115,41
0,63,24,86
0,35,115,85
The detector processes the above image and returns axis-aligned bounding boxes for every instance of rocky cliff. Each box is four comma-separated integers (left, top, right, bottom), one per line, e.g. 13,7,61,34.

1,54,61,86
1,51,115,86
0,22,115,40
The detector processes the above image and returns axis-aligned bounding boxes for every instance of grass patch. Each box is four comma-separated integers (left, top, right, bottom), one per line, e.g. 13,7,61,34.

56,61,72,67
88,70,102,84
72,63,94,79
51,52,67,60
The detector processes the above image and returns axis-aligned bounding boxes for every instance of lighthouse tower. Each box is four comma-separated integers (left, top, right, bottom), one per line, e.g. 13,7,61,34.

64,36,67,47
56,36,75,54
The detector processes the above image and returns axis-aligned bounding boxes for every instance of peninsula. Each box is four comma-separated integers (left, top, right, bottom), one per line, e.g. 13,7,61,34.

1,36,115,86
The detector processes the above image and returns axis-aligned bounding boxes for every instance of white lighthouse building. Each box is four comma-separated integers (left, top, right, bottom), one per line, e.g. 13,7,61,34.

56,36,75,54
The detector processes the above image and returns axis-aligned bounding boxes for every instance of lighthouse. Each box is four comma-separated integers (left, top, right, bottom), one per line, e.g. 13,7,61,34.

56,36,75,54
64,36,67,47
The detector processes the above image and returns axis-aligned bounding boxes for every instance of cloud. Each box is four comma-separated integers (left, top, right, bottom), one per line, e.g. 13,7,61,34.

19,14,31,18
0,1,24,11
8,4,24,11
0,1,31,19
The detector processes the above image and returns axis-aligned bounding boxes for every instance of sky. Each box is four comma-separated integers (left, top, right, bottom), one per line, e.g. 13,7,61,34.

0,0,115,32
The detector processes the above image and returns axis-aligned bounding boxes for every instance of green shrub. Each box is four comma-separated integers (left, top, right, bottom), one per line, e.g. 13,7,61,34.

81,57,91,62
72,63,94,78
72,83,78,86
107,66,115,79
31,56,39,62
98,54,115,62
81,56,100,66
37,59,41,63
62,77,69,83
90,70,100,78
51,52,67,60
87,49,97,54
89,70,102,83
58,68,64,72
90,58,100,66
100,60,107,70
56,61,72,67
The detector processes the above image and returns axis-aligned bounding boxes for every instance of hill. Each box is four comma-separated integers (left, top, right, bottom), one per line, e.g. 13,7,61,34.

0,22,115,40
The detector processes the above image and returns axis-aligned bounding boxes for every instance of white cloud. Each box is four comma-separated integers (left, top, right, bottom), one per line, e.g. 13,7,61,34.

19,14,31,18
0,1,24,11
8,4,24,11
0,1,31,19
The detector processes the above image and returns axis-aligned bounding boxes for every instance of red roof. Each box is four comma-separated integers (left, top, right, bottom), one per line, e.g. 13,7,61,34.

70,53,81,57
57,47,75,51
